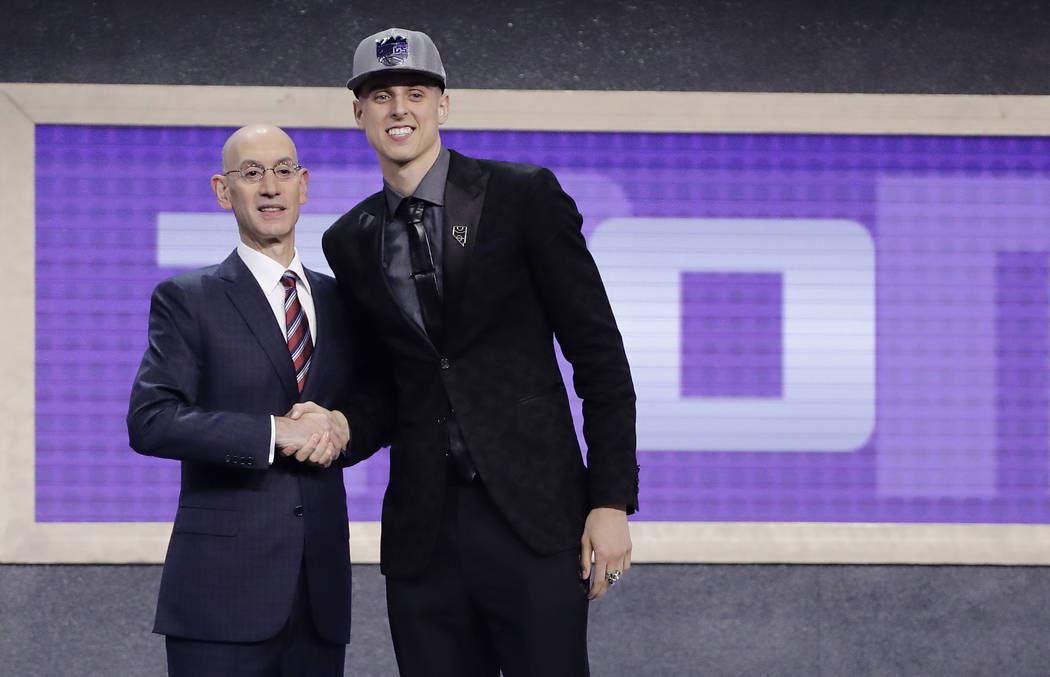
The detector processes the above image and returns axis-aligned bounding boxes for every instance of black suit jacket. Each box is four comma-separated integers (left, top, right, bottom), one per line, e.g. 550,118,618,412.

127,251,354,644
323,150,638,578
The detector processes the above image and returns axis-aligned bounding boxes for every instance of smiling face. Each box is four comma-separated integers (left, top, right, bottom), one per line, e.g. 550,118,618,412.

211,124,309,253
353,74,449,179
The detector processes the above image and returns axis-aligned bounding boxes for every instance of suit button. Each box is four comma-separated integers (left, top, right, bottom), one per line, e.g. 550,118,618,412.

294,505,304,517
439,357,450,370
435,416,445,424
224,455,232,463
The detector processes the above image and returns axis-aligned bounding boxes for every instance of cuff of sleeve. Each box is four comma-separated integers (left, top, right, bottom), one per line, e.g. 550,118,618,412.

268,415,276,465
589,464,640,515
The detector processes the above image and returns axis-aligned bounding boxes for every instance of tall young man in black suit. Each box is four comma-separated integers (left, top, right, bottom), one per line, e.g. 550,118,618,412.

128,124,355,676
319,27,639,677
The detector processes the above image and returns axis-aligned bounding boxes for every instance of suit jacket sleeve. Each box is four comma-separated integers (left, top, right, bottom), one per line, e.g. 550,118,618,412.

127,277,271,467
321,226,397,464
520,167,640,512
342,310,396,466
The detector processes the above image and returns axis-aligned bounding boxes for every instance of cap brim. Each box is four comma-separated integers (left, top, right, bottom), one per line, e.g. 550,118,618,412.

347,68,446,95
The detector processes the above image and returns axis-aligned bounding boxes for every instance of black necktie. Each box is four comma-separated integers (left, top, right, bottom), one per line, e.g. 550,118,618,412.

403,198,445,349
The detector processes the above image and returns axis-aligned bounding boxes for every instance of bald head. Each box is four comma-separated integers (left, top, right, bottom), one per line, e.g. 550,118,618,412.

211,123,309,265
221,124,298,171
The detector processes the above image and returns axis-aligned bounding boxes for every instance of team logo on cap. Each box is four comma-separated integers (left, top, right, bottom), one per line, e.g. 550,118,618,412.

376,34,409,66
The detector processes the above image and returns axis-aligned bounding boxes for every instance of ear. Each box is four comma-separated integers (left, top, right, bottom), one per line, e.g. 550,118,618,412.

212,174,233,210
437,92,450,126
353,100,365,129
298,168,310,205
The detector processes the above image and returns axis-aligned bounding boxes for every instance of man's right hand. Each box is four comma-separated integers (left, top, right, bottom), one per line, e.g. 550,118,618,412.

274,409,345,468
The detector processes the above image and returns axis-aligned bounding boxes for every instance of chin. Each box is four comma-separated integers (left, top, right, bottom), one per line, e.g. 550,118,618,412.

388,150,421,166
253,223,293,238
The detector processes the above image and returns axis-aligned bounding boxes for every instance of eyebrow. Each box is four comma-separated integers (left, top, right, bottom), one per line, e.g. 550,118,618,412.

237,156,296,166
370,83,433,93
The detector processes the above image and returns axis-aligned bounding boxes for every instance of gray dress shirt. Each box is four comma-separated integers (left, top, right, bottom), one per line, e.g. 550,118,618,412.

382,147,450,332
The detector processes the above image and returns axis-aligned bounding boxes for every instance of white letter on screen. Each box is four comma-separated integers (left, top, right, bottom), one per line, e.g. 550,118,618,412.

588,218,875,452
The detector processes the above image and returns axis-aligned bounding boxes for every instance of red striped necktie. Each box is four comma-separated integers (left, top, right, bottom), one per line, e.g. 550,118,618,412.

280,271,313,392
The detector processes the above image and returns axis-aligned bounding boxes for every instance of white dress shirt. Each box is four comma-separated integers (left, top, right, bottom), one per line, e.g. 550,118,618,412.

236,242,318,464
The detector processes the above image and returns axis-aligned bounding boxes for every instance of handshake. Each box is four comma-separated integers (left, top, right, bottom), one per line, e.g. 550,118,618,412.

274,402,350,469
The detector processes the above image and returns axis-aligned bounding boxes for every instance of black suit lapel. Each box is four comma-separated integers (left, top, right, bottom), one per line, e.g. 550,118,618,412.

219,251,300,402
442,151,490,341
355,197,404,320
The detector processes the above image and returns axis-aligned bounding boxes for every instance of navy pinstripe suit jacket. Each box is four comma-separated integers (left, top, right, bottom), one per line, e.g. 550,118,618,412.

127,250,355,644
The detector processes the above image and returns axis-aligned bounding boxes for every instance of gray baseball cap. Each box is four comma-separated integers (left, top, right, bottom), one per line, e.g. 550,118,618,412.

346,27,446,95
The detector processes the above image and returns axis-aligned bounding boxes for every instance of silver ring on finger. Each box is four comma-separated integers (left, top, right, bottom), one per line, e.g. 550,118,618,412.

605,569,622,586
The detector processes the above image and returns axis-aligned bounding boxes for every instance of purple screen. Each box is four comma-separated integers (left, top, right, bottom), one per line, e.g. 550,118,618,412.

35,126,1050,524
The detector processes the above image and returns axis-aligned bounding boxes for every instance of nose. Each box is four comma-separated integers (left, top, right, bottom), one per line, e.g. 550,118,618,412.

260,168,280,195
391,91,409,117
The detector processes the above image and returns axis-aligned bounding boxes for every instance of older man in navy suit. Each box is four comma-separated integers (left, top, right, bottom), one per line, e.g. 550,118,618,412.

128,124,358,677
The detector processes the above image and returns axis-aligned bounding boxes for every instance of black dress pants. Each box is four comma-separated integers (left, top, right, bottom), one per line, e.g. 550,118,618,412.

165,562,345,677
386,480,590,677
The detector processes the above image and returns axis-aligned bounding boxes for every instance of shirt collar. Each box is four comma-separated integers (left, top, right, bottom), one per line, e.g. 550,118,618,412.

384,146,450,215
236,242,311,297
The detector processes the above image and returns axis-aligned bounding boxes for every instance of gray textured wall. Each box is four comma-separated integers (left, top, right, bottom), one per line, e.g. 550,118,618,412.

4,564,1050,676
3,0,1049,93
3,1,1049,675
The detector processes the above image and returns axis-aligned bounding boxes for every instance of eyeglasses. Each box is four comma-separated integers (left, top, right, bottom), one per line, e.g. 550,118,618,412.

222,162,303,183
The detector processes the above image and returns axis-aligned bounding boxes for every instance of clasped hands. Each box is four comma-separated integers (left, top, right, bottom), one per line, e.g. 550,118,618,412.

274,401,349,468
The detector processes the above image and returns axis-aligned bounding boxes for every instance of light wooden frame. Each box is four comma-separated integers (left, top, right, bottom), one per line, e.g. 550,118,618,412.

3,83,1049,564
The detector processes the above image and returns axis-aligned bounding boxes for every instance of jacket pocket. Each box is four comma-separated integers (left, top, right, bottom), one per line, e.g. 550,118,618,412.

516,383,564,405
172,505,239,537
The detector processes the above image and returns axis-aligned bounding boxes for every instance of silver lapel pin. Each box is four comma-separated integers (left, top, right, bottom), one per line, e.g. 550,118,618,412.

452,224,468,247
